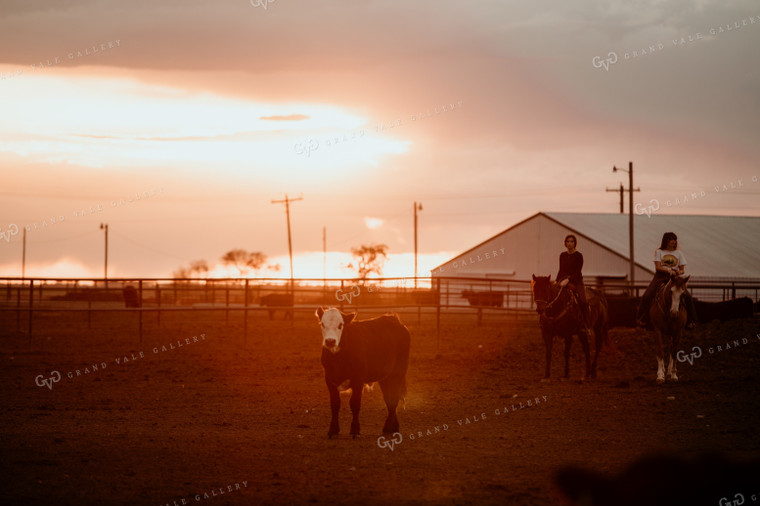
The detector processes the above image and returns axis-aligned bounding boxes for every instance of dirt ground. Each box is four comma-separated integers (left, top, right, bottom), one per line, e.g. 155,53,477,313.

1,308,759,505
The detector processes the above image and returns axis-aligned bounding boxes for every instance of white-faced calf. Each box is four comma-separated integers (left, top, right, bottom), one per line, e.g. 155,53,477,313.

316,307,410,438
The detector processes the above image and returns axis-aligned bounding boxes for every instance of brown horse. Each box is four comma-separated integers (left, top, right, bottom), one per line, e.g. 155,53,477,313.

649,275,690,383
531,275,609,381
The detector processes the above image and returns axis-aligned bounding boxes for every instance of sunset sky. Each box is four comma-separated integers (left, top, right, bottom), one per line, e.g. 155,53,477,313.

1,0,759,279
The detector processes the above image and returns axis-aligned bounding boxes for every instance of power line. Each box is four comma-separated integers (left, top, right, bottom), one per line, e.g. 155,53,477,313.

109,230,192,262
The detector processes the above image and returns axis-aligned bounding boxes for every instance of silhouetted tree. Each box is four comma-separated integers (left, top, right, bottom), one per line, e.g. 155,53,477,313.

173,260,209,279
221,249,268,277
347,244,388,281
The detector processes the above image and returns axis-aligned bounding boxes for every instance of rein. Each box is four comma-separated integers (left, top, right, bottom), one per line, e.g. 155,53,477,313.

536,284,575,322
655,280,682,318
535,285,565,312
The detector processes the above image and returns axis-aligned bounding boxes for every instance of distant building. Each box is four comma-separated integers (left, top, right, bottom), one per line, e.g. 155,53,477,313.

431,212,760,305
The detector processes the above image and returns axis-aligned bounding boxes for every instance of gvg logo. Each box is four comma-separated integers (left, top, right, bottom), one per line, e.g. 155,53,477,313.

592,52,618,71
376,432,403,451
335,285,361,304
294,138,319,157
634,198,660,218
335,284,381,304
35,370,61,390
676,346,703,366
250,0,275,9
1,223,19,243
719,493,746,506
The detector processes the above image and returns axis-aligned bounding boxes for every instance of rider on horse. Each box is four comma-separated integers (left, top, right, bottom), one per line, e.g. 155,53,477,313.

556,234,591,330
636,232,698,329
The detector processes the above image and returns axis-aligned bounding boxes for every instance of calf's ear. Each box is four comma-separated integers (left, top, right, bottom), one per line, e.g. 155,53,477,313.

315,307,325,320
343,312,357,325
683,275,690,285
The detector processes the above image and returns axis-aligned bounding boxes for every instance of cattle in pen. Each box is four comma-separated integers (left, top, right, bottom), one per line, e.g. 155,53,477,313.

315,307,410,438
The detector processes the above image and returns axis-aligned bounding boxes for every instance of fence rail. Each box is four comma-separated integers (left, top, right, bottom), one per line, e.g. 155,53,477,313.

1,276,758,349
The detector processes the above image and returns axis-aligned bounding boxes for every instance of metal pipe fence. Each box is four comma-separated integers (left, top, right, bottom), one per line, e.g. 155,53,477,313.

1,275,757,349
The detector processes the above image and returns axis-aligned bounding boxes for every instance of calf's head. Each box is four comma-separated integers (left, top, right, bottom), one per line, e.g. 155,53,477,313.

315,307,356,353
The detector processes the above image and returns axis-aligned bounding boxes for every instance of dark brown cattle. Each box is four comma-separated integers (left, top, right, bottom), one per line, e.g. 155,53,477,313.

461,290,505,307
606,296,640,328
315,307,410,438
259,293,293,320
556,453,760,506
694,297,754,324
122,285,141,308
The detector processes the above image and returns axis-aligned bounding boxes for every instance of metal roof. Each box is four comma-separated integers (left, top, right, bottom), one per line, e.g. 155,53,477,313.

431,212,760,279
544,212,760,279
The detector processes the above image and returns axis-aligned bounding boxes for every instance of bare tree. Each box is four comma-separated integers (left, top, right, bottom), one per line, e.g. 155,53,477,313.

347,244,388,281
173,260,209,279
221,249,268,277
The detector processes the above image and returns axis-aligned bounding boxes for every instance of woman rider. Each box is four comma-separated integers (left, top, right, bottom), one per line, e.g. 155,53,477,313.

556,234,590,329
635,231,697,329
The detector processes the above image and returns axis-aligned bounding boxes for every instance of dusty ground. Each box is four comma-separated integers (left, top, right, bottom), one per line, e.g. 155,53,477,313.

1,308,759,505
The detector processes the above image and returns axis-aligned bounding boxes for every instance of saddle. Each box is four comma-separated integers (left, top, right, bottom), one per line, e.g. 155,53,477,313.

558,278,579,295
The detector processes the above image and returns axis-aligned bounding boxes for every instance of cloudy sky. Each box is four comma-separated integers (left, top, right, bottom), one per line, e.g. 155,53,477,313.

1,0,758,279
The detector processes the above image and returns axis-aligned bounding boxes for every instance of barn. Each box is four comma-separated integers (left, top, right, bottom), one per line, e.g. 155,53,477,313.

431,212,760,307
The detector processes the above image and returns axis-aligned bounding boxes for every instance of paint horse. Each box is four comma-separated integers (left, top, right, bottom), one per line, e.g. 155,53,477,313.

649,274,690,383
531,275,609,381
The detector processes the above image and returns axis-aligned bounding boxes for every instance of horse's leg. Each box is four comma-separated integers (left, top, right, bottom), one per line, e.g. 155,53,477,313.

563,334,572,379
579,327,592,381
668,326,680,382
578,328,596,379
654,328,666,384
541,330,552,382
591,319,602,379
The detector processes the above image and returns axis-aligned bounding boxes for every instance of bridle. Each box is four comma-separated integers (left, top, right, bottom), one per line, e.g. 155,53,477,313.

534,282,569,321
656,277,684,316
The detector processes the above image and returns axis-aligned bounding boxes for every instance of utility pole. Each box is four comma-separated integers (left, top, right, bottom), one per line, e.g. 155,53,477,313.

322,226,326,286
100,223,108,289
271,194,302,286
606,183,625,213
612,162,639,290
414,202,422,288
21,228,26,279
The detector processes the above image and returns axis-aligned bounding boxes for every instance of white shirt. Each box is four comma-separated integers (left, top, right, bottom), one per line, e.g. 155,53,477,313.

654,248,687,270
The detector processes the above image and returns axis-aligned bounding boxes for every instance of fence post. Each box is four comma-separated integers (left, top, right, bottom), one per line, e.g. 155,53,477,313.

436,278,441,352
16,286,21,332
138,280,143,343
28,279,33,350
225,284,229,325
290,278,295,327
244,279,249,345
156,283,162,327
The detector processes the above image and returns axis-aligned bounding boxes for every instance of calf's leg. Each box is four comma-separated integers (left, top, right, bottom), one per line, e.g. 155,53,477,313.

327,384,340,438
379,378,401,434
349,383,363,438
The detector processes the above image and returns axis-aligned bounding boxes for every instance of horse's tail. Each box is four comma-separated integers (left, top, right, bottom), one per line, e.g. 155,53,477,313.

588,288,618,353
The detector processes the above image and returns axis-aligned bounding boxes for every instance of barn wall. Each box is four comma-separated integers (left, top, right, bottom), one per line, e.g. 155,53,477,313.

432,214,652,283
